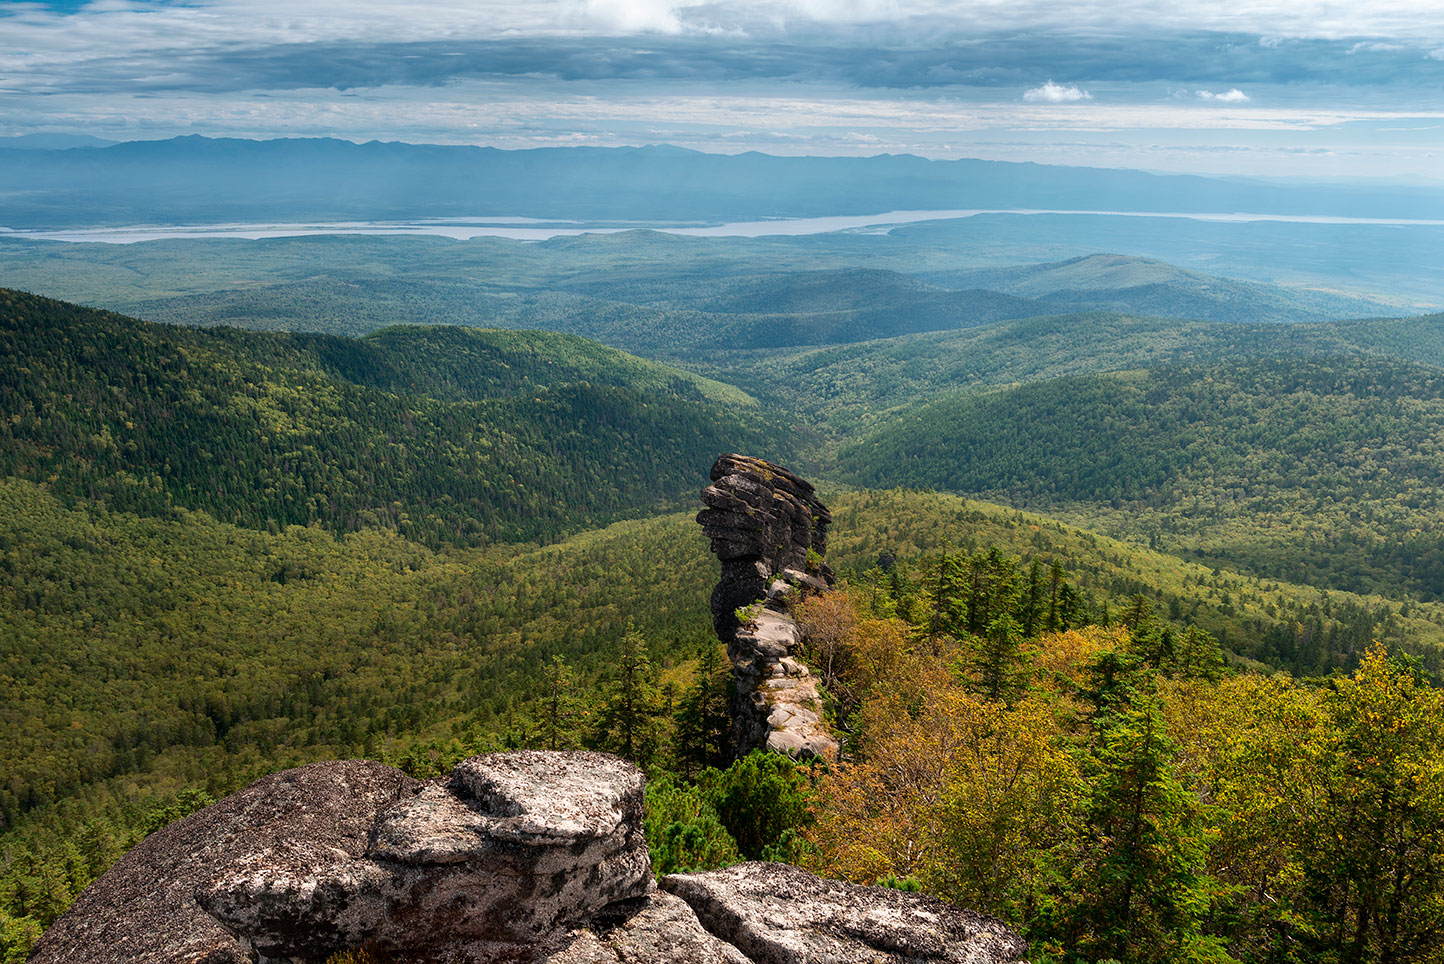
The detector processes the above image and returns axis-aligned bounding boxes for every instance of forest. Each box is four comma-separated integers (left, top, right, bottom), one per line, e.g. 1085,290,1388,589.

0,289,775,546
839,356,1444,600
6,245,1444,963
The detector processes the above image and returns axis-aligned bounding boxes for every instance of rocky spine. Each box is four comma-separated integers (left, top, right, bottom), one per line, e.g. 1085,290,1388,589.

697,454,840,761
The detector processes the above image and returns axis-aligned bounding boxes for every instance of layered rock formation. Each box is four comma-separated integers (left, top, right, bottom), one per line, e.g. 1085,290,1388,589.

32,752,1027,964
697,454,839,760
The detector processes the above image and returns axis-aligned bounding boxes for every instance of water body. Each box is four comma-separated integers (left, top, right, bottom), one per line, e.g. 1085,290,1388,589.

5,208,1444,244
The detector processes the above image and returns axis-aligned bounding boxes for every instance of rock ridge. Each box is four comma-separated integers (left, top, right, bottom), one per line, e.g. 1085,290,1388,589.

697,454,839,761
31,752,1026,964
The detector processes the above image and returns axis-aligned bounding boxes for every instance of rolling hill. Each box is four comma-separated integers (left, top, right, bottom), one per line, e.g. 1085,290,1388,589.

0,288,778,545
838,355,1444,600
923,253,1395,323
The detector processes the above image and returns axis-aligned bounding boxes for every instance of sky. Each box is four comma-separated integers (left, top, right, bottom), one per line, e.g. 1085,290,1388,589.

1,0,1442,179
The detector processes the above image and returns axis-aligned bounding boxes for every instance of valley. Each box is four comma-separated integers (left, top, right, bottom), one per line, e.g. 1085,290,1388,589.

6,161,1444,963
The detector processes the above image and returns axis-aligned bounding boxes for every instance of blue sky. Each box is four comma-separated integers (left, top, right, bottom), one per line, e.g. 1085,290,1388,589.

1,0,1442,179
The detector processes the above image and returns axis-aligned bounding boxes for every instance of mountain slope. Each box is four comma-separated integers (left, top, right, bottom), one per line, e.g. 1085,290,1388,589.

703,310,1444,437
838,355,1444,599
0,288,778,545
924,253,1395,323
122,270,1055,352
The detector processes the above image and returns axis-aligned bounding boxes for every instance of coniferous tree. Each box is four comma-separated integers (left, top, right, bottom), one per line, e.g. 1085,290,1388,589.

1058,694,1222,963
591,622,662,767
969,614,1029,705
675,643,733,775
539,654,583,751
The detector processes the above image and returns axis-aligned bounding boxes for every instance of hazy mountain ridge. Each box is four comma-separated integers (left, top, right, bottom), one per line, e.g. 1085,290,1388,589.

923,253,1397,323
4,137,1443,229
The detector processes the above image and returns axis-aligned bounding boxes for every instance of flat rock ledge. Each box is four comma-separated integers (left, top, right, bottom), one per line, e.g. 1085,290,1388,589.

663,863,1029,964
30,754,1026,964
698,454,840,761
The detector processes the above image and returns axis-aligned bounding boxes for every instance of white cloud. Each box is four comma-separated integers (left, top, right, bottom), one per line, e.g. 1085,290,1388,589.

1024,81,1093,103
583,0,696,34
1197,88,1251,102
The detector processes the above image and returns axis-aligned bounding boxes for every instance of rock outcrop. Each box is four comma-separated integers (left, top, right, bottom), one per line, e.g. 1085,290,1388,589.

697,454,839,761
664,862,1029,964
33,752,652,964
32,752,1027,964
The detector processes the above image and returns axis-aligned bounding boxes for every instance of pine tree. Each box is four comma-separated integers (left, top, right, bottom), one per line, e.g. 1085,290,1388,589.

539,654,583,751
675,643,733,775
591,622,662,766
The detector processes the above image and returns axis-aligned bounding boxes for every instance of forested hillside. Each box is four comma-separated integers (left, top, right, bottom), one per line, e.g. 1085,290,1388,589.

0,289,774,545
696,310,1444,437
840,356,1444,599
925,253,1393,323
6,478,1441,945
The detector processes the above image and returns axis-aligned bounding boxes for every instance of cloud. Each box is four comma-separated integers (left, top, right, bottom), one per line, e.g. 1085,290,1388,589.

584,0,696,34
1197,88,1251,102
1024,81,1092,103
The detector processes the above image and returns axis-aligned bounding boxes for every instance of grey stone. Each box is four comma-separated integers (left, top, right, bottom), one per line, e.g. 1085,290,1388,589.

29,760,419,964
197,751,652,960
663,863,1029,964
541,892,751,964
698,454,840,761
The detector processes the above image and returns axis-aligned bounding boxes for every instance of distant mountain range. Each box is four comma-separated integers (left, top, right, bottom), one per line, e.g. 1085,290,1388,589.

0,133,116,150
3,136,1443,229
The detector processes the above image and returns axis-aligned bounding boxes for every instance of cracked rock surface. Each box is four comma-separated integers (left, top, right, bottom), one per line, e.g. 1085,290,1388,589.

663,863,1029,964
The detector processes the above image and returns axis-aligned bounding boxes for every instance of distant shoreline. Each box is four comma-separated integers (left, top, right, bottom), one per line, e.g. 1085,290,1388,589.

7,208,1444,244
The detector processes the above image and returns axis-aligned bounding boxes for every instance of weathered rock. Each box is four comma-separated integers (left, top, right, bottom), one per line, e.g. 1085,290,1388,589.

729,611,836,761
198,750,652,960
34,753,1028,964
698,454,839,761
541,893,751,964
663,863,1028,964
33,753,651,964
29,759,419,964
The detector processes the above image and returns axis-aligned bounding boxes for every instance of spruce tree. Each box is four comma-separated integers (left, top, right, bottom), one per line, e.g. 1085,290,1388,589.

591,622,662,767
1059,695,1221,963
675,643,733,775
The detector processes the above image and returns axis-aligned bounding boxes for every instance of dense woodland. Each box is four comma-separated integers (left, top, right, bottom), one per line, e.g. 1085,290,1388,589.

0,289,774,545
5,241,1444,963
840,356,1444,600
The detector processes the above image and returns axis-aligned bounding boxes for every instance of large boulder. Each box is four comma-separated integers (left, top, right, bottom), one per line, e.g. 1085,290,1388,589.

30,759,419,964
31,752,652,964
